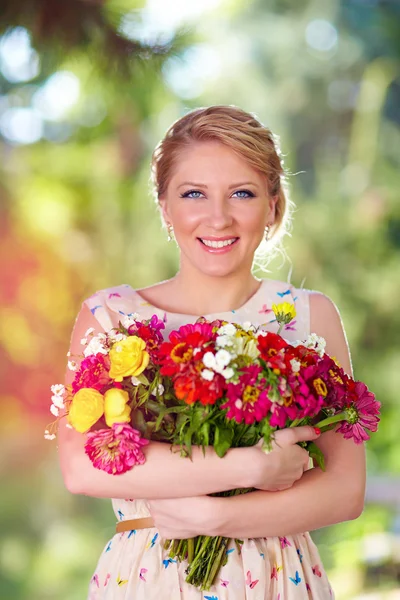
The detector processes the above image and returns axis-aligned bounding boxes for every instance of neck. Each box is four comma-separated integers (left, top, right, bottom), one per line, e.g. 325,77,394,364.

171,263,261,316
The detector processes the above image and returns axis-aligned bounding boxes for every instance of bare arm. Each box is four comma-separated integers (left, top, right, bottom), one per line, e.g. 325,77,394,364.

206,292,366,538
58,297,329,502
58,302,253,499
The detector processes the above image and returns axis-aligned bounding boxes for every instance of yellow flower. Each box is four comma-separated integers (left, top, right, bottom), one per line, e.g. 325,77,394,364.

68,388,104,433
272,302,296,325
109,336,150,382
104,388,131,427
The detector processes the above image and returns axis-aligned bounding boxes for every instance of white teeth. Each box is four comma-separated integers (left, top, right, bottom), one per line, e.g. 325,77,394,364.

201,238,237,248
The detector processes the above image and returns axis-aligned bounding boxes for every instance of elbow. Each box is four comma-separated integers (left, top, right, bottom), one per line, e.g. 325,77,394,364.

63,472,85,495
61,466,84,495
347,494,365,520
342,481,365,521
59,455,86,495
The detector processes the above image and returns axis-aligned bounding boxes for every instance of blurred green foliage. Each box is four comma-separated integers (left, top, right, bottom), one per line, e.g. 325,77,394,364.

0,0,399,598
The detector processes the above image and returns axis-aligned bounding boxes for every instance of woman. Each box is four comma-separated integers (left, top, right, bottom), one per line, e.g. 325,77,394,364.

59,105,365,599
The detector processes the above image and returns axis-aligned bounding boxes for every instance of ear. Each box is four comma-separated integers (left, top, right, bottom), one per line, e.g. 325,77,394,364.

267,194,278,223
158,197,170,224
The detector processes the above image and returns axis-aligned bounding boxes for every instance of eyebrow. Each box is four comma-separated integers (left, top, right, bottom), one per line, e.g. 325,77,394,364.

177,181,258,189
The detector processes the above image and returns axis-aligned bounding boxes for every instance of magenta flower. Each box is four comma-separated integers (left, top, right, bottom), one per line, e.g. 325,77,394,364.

222,365,272,425
72,353,111,394
84,423,149,474
336,381,380,444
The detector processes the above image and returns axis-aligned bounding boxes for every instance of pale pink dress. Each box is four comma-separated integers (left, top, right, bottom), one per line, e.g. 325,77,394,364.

84,278,334,599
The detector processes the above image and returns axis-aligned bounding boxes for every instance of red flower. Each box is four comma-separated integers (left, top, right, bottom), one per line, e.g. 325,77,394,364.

159,323,215,377
174,369,225,406
127,315,165,363
257,332,288,362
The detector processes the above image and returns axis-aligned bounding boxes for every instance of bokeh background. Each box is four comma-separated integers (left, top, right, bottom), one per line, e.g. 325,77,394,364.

1,0,399,598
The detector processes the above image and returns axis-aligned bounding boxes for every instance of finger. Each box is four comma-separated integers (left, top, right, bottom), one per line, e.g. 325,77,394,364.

274,426,320,446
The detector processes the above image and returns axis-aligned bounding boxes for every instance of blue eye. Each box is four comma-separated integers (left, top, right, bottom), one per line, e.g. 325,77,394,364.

233,190,255,198
180,190,204,199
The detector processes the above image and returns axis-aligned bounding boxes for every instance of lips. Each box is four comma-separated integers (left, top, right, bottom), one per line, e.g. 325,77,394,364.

197,237,240,254
199,237,238,249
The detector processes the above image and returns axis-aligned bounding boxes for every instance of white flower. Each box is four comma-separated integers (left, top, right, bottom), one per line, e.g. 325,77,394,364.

242,321,255,332
51,394,65,409
51,384,65,396
66,351,71,357
217,323,236,336
221,367,234,380
290,358,301,373
235,399,243,409
84,327,95,337
66,423,73,429
255,330,267,338
299,333,327,357
151,383,165,396
131,376,141,386
203,352,216,369
68,360,77,371
201,369,215,381
216,335,233,348
121,313,140,329
215,349,231,368
50,404,59,417
80,337,87,345
44,431,56,440
83,336,108,357
108,331,126,343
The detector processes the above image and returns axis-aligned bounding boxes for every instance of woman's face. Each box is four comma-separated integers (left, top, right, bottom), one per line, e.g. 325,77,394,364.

160,141,277,279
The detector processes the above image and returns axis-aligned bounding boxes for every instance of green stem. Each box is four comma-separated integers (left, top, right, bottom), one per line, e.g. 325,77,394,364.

203,538,229,591
187,537,195,563
314,411,347,429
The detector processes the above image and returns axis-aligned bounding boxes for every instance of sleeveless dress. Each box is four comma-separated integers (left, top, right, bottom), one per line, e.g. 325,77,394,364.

84,278,334,600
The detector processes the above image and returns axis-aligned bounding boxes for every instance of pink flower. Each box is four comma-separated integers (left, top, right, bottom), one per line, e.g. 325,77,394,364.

72,353,111,394
222,365,272,425
84,423,149,474
336,381,380,444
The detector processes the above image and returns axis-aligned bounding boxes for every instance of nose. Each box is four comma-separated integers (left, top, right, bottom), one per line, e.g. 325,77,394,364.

206,196,234,230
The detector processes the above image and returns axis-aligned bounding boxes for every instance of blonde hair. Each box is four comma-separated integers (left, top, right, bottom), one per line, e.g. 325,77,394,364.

151,105,294,265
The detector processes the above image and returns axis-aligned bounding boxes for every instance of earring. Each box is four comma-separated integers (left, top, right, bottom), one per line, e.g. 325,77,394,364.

166,223,174,242
264,224,271,241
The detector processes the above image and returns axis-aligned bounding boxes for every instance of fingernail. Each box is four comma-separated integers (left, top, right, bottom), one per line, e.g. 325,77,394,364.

314,427,321,435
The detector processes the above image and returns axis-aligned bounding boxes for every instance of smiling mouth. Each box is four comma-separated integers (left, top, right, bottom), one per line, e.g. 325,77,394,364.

198,237,239,248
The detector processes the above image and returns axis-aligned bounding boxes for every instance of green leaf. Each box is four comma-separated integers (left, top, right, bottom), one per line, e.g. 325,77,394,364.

214,426,234,458
307,441,326,471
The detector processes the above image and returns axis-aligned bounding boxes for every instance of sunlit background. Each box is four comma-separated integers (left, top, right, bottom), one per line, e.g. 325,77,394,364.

1,0,400,598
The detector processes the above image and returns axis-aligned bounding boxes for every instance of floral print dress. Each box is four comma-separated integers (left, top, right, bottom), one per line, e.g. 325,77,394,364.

84,278,334,599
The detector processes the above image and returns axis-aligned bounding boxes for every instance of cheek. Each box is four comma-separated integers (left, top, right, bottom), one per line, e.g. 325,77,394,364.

170,206,202,231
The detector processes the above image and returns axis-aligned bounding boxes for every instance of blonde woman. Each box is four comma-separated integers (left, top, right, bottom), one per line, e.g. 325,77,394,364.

59,106,365,599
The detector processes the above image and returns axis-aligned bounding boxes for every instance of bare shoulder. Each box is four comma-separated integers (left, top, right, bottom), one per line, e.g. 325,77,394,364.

308,291,353,377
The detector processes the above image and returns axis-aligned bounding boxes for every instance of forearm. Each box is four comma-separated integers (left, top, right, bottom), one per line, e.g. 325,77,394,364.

210,466,365,539
58,424,250,499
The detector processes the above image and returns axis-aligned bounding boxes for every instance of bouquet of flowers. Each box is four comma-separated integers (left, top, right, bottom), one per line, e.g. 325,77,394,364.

46,302,380,591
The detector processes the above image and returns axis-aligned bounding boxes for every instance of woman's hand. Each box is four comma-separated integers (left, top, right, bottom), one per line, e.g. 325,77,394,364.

148,495,215,540
244,426,321,492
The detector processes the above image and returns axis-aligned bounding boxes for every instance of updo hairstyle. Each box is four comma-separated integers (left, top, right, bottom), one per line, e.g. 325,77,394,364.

150,105,293,248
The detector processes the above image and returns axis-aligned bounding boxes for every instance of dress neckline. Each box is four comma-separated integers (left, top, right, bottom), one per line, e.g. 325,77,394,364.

128,279,267,319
